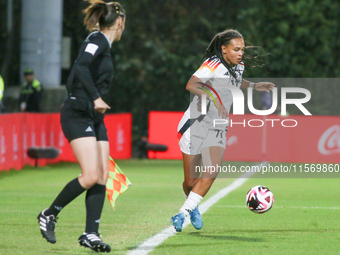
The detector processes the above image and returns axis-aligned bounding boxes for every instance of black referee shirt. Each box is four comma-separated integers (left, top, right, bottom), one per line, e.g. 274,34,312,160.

67,31,113,101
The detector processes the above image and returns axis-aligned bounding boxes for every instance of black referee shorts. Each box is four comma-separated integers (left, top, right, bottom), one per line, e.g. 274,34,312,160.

60,97,108,142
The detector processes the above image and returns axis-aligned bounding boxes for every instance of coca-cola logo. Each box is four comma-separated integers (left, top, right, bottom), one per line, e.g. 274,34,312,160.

318,125,340,155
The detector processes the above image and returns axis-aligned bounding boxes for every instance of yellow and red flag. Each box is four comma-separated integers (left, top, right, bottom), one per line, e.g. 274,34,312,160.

106,156,132,209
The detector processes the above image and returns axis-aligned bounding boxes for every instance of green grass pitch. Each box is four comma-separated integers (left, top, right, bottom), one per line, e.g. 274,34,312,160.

1,160,340,255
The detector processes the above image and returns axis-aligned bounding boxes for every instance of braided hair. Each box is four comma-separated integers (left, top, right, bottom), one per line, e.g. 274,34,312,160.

202,29,243,79
83,1,125,32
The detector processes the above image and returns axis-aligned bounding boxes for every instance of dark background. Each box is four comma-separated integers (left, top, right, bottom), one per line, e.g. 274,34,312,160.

1,0,340,137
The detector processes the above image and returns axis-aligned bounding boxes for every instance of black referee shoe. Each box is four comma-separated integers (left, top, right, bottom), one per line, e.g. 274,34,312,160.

78,232,111,253
37,209,57,244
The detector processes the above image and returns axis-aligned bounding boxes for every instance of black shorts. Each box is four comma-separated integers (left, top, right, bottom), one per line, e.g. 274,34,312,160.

60,97,108,142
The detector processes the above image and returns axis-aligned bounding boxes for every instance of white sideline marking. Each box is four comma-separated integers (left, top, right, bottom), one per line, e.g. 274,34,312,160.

127,165,262,255
219,205,340,210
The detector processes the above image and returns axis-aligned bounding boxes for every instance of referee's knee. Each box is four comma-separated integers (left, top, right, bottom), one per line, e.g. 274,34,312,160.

79,174,99,189
97,165,109,185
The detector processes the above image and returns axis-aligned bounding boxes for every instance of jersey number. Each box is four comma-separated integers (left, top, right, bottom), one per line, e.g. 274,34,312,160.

215,130,225,138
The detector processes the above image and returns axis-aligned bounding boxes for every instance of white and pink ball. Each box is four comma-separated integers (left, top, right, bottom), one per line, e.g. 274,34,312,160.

246,185,274,214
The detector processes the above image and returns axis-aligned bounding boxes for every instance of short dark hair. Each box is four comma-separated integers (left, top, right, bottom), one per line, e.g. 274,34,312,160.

83,1,125,32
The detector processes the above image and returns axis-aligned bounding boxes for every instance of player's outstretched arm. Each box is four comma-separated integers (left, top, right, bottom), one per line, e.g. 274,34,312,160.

254,82,275,92
241,79,275,93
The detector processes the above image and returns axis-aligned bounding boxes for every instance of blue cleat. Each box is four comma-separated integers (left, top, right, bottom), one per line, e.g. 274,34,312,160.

190,206,203,230
171,212,185,232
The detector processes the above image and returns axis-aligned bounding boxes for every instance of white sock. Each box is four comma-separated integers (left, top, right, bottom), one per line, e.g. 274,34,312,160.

179,191,203,217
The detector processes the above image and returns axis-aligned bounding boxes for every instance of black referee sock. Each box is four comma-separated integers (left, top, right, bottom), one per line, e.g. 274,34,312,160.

45,178,85,217
85,184,106,233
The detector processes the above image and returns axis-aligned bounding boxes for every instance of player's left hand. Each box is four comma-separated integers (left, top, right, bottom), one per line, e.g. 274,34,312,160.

254,82,275,92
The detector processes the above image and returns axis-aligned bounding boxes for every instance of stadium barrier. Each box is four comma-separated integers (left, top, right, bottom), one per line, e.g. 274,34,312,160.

148,111,340,163
0,113,132,172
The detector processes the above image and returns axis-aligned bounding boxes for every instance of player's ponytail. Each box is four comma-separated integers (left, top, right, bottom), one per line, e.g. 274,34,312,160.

201,29,244,78
83,1,125,32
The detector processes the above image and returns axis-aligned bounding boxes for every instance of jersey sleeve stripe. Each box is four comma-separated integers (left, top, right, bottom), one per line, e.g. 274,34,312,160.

199,59,221,73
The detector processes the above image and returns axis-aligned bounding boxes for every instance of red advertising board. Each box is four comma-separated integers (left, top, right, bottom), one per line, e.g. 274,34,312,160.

148,111,340,163
148,111,183,159
0,113,132,172
265,115,340,163
105,113,132,160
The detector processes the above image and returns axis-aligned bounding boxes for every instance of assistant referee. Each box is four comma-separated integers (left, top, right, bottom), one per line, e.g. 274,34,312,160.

37,1,126,253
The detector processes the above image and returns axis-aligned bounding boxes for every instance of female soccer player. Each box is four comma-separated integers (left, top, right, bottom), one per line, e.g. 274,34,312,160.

37,1,125,252
171,29,274,232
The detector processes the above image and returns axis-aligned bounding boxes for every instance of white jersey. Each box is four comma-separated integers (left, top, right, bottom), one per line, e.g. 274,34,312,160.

184,56,245,130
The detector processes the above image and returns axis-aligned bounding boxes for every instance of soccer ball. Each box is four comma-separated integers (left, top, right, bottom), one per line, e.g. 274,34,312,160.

246,185,274,214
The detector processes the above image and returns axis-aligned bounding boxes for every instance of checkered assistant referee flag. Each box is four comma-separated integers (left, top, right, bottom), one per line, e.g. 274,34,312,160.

106,156,132,209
